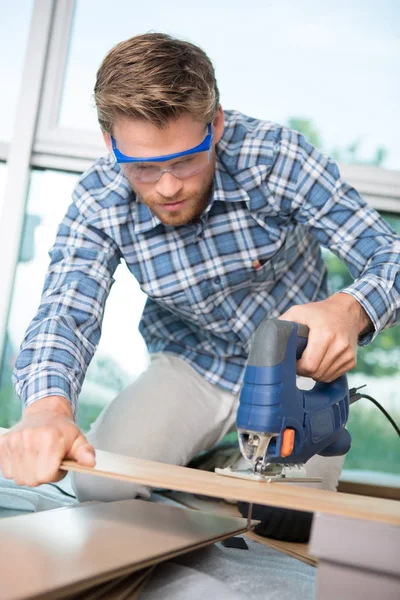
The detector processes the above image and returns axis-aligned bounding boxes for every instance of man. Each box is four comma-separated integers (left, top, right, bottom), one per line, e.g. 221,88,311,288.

1,33,399,530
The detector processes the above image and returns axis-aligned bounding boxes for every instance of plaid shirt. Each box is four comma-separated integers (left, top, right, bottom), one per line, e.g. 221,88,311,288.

13,110,400,416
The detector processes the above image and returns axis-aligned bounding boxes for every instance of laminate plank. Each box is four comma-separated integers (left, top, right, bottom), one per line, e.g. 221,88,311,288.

68,567,154,600
0,499,247,600
60,449,400,525
0,427,398,525
164,491,317,567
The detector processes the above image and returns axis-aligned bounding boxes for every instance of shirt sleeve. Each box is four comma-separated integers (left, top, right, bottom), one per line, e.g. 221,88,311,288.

12,201,121,418
268,128,400,345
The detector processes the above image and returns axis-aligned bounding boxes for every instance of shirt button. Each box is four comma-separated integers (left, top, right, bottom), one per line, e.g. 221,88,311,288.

214,276,221,285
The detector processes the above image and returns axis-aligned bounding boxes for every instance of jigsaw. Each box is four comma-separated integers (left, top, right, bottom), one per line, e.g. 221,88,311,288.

216,318,352,483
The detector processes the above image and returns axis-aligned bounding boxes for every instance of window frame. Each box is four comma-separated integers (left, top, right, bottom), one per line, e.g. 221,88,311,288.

0,0,55,358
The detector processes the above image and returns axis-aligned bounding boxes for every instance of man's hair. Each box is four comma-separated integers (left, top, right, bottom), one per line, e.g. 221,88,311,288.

94,32,220,133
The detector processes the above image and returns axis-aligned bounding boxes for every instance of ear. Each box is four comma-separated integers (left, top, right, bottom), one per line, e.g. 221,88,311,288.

212,105,225,145
101,129,113,154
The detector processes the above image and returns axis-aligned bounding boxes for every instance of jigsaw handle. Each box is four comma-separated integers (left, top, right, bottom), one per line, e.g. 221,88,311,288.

238,318,351,464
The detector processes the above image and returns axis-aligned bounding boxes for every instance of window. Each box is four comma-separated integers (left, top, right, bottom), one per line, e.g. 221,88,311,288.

0,169,148,432
58,0,400,169
0,0,34,143
0,163,7,213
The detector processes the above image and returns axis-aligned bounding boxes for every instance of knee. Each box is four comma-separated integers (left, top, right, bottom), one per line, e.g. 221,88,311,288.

305,453,345,491
71,471,151,503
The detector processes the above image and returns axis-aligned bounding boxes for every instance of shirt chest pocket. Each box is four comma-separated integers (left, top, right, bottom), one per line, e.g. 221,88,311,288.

234,241,297,290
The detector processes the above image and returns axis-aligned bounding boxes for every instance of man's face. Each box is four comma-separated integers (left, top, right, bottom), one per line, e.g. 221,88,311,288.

103,108,224,226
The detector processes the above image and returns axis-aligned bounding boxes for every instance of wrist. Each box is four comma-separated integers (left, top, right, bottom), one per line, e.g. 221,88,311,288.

24,395,73,419
334,292,373,336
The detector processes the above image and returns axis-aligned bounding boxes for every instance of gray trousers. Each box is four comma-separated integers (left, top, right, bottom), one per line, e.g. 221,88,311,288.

72,353,344,502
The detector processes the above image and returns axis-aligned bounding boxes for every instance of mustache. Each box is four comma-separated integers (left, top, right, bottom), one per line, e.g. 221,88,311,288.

139,190,205,205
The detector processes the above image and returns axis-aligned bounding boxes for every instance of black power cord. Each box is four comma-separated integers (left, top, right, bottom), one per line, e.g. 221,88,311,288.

349,385,400,437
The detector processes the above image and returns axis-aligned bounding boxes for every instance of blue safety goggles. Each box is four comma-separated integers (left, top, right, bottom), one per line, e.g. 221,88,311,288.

111,123,213,164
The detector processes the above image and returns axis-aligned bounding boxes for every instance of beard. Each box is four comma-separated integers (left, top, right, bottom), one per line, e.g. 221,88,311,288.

124,161,215,227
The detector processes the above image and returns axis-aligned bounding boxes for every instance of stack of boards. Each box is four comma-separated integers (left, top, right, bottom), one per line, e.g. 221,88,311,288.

0,440,399,599
0,499,249,599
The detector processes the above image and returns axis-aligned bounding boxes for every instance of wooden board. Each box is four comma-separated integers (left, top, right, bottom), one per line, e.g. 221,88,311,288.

245,532,317,567
60,448,400,526
1,427,398,525
0,499,247,600
338,479,400,501
165,490,318,567
69,567,154,600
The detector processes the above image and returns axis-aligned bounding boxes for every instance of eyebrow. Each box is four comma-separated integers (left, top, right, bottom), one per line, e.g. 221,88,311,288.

136,154,195,167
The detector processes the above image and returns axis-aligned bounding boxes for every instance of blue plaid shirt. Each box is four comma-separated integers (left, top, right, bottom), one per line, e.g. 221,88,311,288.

13,110,400,416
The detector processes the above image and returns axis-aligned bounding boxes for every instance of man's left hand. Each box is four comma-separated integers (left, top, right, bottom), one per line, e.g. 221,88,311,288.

278,293,373,382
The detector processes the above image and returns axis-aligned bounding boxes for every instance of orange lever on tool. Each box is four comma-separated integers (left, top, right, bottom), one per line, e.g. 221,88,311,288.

281,428,295,457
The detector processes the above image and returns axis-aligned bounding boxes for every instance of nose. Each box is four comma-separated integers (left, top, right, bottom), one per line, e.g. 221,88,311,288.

155,171,183,198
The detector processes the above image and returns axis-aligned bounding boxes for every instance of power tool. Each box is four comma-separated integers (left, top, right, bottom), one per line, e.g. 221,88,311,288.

216,318,352,483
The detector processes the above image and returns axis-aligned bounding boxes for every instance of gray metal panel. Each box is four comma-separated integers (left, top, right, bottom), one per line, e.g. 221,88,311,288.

316,561,400,600
310,512,400,576
30,150,94,174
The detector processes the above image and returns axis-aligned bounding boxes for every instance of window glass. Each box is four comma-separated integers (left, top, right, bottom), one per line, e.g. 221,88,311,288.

0,169,148,431
323,212,400,478
0,0,34,142
0,163,7,213
59,0,400,169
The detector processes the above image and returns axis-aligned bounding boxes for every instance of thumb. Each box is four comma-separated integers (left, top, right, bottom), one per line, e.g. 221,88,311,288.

67,435,96,467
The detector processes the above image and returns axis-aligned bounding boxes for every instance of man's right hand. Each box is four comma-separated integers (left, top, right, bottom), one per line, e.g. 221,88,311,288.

0,396,96,487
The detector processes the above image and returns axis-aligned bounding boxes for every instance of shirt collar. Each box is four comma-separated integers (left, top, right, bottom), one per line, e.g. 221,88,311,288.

134,200,163,235
212,154,250,204
212,153,270,211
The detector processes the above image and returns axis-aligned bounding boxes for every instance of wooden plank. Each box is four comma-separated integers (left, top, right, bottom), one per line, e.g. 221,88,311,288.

338,480,400,501
1,427,399,524
165,491,318,567
60,448,400,525
129,567,154,600
0,499,247,600
245,532,317,567
73,568,154,600
69,568,154,600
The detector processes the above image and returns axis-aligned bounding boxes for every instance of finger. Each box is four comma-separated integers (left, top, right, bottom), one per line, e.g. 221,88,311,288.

317,352,356,382
35,431,67,484
67,436,96,467
8,433,26,486
323,357,357,383
312,340,354,381
296,329,333,378
20,430,41,487
0,438,13,480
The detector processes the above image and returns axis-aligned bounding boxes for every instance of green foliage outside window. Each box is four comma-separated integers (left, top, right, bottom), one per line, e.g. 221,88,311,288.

323,214,400,474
